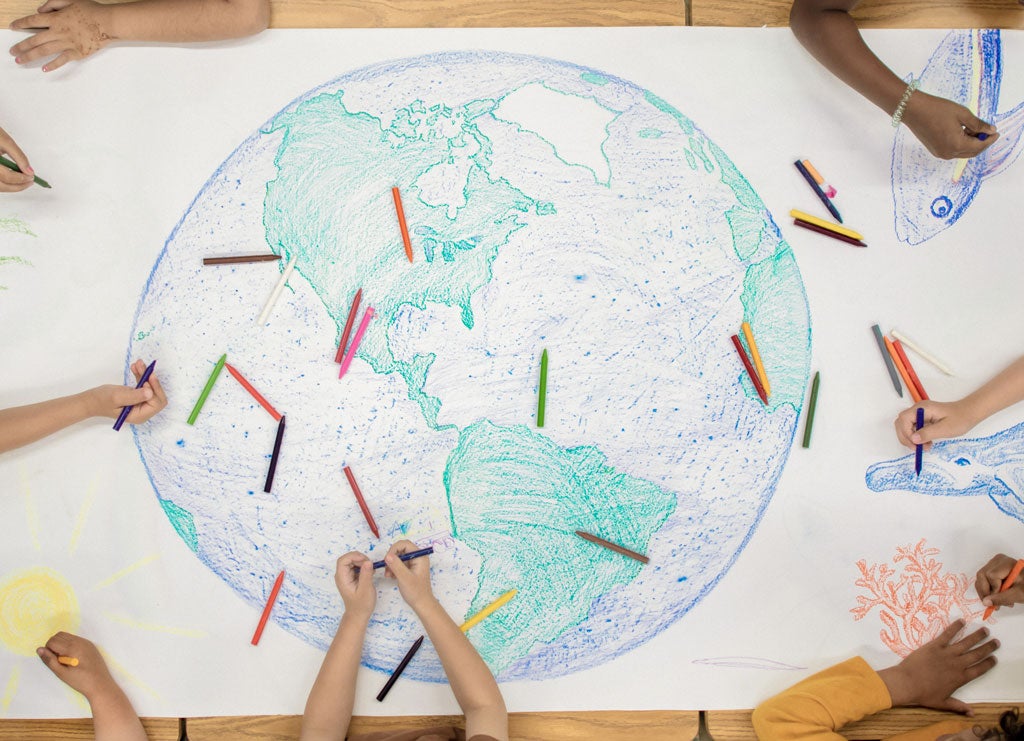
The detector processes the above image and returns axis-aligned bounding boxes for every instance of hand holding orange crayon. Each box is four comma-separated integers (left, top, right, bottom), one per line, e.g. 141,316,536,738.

36,632,116,699
977,555,1024,619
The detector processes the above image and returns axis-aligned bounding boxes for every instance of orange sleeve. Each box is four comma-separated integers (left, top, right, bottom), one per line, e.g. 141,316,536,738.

752,657,892,741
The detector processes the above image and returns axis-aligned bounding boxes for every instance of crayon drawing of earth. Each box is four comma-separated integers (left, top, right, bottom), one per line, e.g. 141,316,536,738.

128,51,810,682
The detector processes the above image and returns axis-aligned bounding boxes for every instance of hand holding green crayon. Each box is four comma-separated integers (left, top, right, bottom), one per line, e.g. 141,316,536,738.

0,154,51,189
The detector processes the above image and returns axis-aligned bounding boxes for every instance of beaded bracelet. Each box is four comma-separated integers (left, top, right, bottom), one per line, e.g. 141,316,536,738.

891,79,919,128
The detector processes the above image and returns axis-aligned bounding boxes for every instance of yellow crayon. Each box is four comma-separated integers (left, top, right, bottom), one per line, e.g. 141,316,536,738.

741,322,770,396
459,589,517,633
789,209,864,242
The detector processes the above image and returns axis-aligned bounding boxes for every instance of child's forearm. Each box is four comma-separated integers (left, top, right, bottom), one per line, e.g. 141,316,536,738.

413,598,505,717
959,356,1024,429
790,0,907,115
101,0,269,43
300,613,368,741
0,392,93,454
88,687,148,741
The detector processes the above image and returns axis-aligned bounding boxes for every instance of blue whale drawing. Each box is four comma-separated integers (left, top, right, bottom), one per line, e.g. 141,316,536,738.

892,29,1024,245
865,420,1024,523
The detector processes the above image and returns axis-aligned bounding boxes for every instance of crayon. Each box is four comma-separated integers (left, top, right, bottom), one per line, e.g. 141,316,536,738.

334,289,363,363
788,209,864,242
575,530,650,564
373,546,434,570
0,154,50,188
801,371,820,449
915,407,924,476
264,415,286,493
801,160,836,198
983,559,1024,620
891,329,954,376
730,334,768,405
885,337,921,404
537,349,548,427
251,570,285,645
376,635,424,702
793,218,867,247
892,339,929,400
339,307,375,379
343,465,380,539
187,354,227,425
794,160,842,223
225,363,281,421
392,187,413,263
257,253,298,324
741,321,770,395
57,656,78,667
460,589,517,633
871,325,903,397
202,254,281,265
113,360,156,431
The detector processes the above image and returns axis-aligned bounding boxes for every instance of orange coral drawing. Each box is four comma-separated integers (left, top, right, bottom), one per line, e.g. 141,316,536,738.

851,539,983,657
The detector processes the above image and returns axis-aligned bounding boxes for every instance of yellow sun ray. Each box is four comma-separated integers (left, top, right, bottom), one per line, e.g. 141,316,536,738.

101,611,206,639
68,479,99,556
98,648,161,701
91,555,160,592
1,665,19,716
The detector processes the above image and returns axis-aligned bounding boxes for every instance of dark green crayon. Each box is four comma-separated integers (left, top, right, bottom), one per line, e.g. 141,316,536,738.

801,371,820,448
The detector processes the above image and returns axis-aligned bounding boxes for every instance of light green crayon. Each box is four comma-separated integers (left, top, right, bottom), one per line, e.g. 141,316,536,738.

187,354,227,425
537,349,548,428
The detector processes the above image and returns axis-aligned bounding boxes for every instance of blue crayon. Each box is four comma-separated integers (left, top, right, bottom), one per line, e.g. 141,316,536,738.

794,160,843,224
914,407,925,476
373,546,434,570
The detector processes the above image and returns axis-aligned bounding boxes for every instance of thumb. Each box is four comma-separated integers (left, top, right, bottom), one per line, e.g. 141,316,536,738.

358,560,374,586
983,592,1018,608
36,646,62,674
385,553,412,582
938,696,973,716
912,417,961,445
961,110,997,137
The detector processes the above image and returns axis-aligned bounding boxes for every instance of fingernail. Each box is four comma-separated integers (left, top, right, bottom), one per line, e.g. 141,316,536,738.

15,57,21,64
25,166,33,174
36,647,44,657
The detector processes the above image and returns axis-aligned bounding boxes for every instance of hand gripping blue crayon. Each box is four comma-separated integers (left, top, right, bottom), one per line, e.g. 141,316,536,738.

373,546,434,570
113,360,156,431
914,407,925,476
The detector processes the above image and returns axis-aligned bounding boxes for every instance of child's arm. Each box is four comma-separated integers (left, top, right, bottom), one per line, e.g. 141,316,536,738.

976,554,1024,611
0,125,35,192
894,355,1024,449
789,0,997,160
385,540,509,741
9,0,270,72
0,359,166,454
37,632,148,741
300,552,377,741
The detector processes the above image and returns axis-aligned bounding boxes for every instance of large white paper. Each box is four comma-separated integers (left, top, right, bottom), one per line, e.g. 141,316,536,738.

0,27,1022,719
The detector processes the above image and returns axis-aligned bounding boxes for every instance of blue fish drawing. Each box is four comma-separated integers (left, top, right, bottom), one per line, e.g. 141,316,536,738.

865,420,1024,523
892,29,1024,245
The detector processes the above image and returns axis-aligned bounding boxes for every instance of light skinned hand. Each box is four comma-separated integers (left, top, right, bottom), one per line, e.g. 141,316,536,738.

976,554,1024,611
334,551,376,620
9,0,113,72
877,619,998,715
903,90,998,160
384,539,434,611
36,632,118,700
894,400,976,450
0,126,34,192
87,359,168,424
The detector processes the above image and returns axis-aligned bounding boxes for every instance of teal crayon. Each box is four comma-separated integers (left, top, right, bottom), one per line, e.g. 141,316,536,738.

0,155,50,189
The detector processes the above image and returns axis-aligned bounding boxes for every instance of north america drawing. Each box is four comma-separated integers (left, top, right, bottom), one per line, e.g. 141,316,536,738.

128,51,811,682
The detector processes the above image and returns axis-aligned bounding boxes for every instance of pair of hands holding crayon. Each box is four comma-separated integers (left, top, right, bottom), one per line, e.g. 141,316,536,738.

336,540,435,619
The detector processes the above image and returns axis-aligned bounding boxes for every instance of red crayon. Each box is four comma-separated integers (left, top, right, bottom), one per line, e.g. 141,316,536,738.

891,339,929,400
335,288,363,363
225,363,282,421
251,570,285,645
730,334,768,405
343,465,380,539
392,187,414,263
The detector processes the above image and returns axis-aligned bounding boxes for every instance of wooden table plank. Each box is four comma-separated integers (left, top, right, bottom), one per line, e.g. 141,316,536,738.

187,711,698,740
692,0,1024,28
0,718,179,740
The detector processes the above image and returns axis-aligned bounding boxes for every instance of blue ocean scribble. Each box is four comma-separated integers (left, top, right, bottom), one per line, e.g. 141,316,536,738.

892,29,1024,245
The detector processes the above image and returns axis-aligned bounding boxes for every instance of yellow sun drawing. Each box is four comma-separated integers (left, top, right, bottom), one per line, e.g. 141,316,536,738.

0,469,205,715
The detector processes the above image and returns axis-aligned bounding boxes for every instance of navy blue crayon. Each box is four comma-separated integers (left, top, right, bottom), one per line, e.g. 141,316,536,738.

113,360,156,431
373,546,434,570
794,160,843,224
976,133,989,141
914,407,924,476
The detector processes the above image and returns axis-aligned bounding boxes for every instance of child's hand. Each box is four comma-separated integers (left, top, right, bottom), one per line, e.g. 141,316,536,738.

36,632,118,700
903,91,998,160
384,539,435,612
86,359,168,425
334,552,376,621
877,619,998,714
9,0,113,73
894,400,976,450
0,126,34,193
976,554,1024,611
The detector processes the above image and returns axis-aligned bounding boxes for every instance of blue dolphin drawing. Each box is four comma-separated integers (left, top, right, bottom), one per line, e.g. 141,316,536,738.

892,29,1024,245
865,420,1024,523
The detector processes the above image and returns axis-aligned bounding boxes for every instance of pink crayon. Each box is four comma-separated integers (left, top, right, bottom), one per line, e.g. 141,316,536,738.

339,307,375,379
